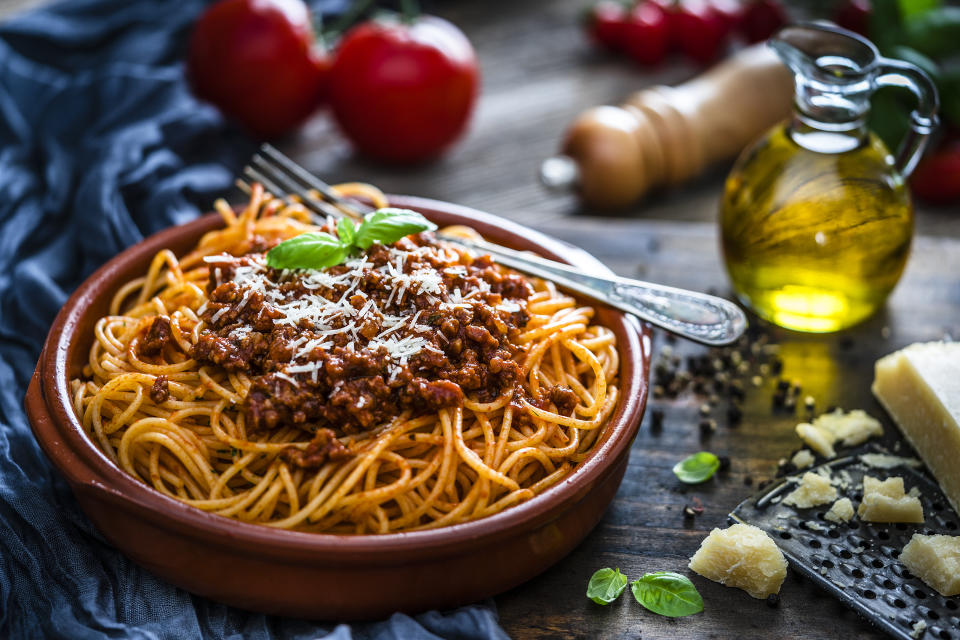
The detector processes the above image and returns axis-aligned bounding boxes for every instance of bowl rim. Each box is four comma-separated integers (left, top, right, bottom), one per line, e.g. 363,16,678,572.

33,194,650,563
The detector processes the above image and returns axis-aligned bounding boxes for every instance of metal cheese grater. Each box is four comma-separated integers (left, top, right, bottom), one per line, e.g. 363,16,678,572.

731,444,960,640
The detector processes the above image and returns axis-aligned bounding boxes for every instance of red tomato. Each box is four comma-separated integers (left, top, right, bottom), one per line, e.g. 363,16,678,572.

188,0,330,138
586,1,632,53
833,0,871,37
328,15,479,164
739,0,788,44
911,144,960,205
675,0,729,64
645,0,680,47
709,0,744,32
624,2,670,65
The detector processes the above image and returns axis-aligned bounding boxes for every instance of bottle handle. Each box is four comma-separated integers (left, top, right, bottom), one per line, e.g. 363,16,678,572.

875,57,940,178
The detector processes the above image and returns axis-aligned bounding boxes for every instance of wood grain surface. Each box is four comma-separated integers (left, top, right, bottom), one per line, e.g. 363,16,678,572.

283,0,960,638
281,1,959,637
283,0,958,237
4,0,957,637
491,221,959,640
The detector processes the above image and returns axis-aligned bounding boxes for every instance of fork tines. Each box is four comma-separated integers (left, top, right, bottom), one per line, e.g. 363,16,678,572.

244,144,369,222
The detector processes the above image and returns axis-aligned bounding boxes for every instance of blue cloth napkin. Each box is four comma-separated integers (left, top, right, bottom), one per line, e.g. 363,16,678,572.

0,1,509,638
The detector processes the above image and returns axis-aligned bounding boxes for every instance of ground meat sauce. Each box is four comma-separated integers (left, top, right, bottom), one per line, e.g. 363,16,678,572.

191,231,571,466
280,428,351,469
139,316,172,357
549,385,579,416
150,375,170,404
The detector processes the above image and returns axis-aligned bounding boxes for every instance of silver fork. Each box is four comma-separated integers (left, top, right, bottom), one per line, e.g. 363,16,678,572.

243,144,747,346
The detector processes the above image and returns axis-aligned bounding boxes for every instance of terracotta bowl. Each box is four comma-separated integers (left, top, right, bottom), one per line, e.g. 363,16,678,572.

25,195,651,620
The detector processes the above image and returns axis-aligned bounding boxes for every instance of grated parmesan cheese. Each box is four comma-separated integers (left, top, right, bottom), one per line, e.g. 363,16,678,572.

201,242,528,386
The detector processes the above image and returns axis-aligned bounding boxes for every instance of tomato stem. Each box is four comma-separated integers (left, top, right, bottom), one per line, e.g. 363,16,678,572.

326,0,376,39
398,0,420,23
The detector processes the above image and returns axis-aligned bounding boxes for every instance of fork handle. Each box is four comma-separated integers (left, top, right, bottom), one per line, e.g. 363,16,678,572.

448,235,746,346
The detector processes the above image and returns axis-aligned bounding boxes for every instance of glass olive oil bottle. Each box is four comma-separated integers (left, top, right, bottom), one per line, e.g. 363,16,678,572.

720,24,938,332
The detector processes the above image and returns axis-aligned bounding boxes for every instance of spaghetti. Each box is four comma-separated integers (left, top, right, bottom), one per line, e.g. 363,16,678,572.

70,184,620,533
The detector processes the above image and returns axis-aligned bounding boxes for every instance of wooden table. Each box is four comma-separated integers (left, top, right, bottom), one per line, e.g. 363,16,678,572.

4,0,956,637
283,1,960,638
286,0,959,238
489,221,960,640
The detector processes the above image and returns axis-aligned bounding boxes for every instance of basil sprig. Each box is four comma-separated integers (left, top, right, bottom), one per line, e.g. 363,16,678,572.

631,572,704,618
586,567,628,605
354,208,437,250
266,208,437,270
265,231,349,271
587,568,705,618
672,451,720,484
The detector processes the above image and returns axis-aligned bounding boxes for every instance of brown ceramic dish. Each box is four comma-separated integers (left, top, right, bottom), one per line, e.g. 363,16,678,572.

25,195,651,620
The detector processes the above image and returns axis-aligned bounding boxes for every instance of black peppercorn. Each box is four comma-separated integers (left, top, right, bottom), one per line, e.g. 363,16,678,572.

726,404,743,426
650,408,664,432
771,358,783,375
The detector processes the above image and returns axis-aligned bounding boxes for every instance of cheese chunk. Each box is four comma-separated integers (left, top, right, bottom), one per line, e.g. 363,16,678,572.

688,523,787,599
873,342,960,515
783,472,837,509
795,409,883,458
857,476,924,523
899,534,960,596
824,497,855,524
791,449,815,470
911,621,928,640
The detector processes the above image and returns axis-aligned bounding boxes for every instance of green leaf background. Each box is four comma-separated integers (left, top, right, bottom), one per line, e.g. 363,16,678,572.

866,0,959,151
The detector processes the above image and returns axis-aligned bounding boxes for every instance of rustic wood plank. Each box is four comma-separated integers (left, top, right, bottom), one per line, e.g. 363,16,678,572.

6,0,956,637
284,0,960,636
493,221,959,640
285,0,958,237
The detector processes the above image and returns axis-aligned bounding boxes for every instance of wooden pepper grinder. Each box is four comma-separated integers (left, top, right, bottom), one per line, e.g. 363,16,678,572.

542,44,794,208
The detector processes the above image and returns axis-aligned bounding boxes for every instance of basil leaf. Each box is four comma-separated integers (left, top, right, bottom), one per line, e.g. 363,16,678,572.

354,208,437,249
266,232,349,270
672,451,720,484
337,217,357,246
631,572,704,618
586,567,628,605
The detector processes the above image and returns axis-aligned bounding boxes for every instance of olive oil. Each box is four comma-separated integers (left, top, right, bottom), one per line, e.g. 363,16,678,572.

721,125,912,332
719,24,937,333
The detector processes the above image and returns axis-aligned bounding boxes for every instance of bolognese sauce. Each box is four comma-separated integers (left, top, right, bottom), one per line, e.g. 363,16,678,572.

73,183,620,533
189,232,575,466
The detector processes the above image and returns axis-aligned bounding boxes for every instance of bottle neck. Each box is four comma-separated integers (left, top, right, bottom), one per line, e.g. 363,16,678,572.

788,72,871,153
789,114,867,154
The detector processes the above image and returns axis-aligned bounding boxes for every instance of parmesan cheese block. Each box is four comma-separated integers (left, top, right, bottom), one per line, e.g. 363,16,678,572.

857,476,924,523
688,523,787,599
783,472,837,509
899,534,960,596
873,342,960,515
795,409,883,458
824,497,855,524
